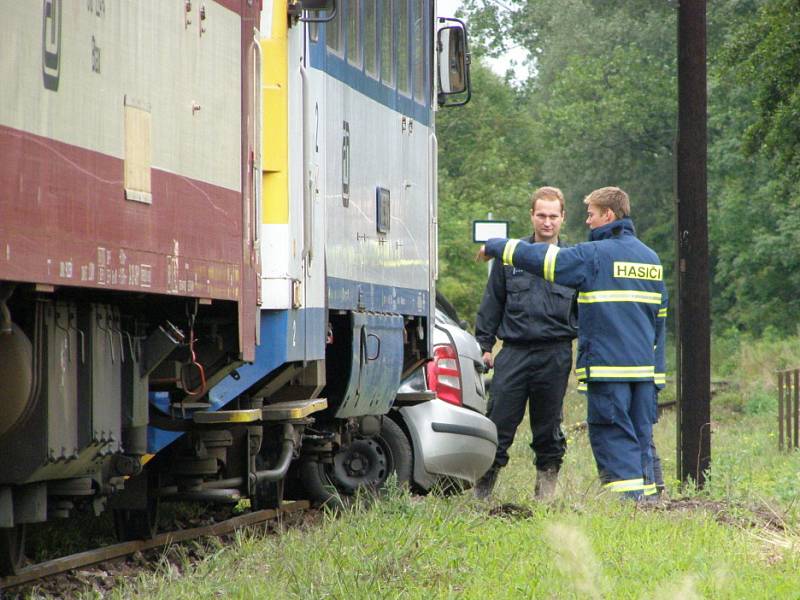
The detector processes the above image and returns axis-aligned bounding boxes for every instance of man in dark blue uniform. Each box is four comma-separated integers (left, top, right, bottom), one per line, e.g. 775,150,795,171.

478,187,667,500
473,187,578,500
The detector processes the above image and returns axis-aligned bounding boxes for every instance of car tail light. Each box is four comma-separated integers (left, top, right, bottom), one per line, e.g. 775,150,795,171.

426,343,462,406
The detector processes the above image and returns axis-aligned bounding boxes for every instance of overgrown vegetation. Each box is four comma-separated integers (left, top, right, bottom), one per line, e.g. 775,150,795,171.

48,333,800,599
439,0,800,334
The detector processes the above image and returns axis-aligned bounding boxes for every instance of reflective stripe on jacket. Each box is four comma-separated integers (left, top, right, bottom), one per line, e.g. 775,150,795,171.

486,218,668,388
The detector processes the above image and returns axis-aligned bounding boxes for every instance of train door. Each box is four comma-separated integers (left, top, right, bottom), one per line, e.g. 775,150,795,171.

259,1,325,372
299,19,327,366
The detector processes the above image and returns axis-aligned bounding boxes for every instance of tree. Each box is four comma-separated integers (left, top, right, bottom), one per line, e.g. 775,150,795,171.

709,0,800,333
436,62,543,323
450,0,800,335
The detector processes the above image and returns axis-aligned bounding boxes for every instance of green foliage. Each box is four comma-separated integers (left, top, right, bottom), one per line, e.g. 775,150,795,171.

116,395,800,599
710,330,800,418
436,62,544,324
709,0,800,333
449,0,800,337
724,0,800,173
104,336,800,599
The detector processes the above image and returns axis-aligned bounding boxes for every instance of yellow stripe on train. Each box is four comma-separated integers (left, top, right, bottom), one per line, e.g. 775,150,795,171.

261,0,289,225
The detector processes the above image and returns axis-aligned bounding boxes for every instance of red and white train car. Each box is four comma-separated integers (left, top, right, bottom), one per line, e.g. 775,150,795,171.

1,0,260,336
0,0,260,571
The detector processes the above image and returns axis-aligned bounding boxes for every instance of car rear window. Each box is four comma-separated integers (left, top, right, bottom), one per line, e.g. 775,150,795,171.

434,308,459,327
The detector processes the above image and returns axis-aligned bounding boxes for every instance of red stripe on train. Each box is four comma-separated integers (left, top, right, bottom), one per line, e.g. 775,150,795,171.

0,124,246,302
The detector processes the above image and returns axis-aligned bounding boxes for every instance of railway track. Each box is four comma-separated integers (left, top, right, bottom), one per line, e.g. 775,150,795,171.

0,500,309,593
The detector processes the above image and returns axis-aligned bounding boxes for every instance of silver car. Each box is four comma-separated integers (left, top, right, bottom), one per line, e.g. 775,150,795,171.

389,301,498,492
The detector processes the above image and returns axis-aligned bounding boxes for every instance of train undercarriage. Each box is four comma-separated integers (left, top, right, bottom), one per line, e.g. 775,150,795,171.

0,282,427,576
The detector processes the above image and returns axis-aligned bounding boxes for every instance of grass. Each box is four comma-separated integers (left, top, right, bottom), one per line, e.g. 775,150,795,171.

33,333,800,599
85,386,800,599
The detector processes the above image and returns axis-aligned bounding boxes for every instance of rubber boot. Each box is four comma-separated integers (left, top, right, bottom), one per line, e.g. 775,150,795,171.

534,467,559,500
473,465,499,500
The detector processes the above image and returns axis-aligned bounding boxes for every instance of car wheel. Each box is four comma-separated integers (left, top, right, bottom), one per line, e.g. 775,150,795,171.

377,417,412,487
300,417,412,508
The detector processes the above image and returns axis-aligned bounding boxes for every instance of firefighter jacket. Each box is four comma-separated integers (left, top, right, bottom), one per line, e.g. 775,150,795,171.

484,218,667,388
475,237,577,354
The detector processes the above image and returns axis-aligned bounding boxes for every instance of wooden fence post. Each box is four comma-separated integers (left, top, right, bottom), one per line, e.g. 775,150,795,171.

779,371,785,450
794,370,799,449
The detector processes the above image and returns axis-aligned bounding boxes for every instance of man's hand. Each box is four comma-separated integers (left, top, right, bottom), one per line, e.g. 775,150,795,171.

475,245,491,262
482,351,494,370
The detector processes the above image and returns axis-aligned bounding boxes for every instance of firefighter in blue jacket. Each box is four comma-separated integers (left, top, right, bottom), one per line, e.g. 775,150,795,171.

478,187,667,499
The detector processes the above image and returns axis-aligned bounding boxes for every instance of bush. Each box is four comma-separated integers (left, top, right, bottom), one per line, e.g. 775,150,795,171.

743,389,777,415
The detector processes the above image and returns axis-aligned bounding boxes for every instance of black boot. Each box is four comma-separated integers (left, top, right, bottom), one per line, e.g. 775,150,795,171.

474,465,500,500
534,466,559,500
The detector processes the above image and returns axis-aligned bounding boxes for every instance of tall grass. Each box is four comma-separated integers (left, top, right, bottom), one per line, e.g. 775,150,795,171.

711,330,800,414
108,465,800,599
61,334,800,598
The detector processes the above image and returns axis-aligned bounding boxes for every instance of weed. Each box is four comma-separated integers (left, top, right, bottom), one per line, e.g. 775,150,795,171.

66,334,800,598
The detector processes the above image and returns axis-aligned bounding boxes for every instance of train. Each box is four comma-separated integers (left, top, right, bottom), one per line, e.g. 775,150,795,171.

0,0,470,575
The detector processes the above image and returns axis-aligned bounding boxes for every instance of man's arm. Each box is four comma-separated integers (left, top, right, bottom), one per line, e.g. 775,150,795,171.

654,283,668,390
475,258,506,368
481,238,595,290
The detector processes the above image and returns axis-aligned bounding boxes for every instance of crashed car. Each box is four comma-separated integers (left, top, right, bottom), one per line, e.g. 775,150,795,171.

298,297,497,503
388,298,498,492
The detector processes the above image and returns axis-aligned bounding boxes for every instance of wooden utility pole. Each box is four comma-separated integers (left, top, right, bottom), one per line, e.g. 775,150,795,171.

676,1,711,486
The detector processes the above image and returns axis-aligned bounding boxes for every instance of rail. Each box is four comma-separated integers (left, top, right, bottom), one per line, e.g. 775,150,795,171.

777,368,800,451
0,501,308,591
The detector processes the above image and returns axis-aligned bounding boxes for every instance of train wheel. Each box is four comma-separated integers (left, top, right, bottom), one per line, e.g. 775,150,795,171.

301,418,412,507
0,524,26,576
113,496,160,542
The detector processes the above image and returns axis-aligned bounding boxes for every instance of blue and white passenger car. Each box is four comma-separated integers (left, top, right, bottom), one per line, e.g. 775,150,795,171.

190,0,473,503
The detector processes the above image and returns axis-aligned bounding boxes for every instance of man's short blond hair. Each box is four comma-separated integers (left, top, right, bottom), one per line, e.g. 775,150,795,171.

583,186,630,219
530,186,565,212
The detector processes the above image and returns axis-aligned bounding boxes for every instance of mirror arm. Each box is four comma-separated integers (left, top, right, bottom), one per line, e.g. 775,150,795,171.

437,15,466,27
296,0,337,23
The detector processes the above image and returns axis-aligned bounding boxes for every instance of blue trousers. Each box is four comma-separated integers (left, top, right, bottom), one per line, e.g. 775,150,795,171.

586,381,657,499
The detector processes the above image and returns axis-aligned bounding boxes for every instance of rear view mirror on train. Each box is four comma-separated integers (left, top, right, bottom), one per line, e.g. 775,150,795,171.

437,19,471,107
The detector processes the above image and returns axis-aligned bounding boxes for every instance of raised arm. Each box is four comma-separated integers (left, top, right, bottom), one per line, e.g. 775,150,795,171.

482,238,596,290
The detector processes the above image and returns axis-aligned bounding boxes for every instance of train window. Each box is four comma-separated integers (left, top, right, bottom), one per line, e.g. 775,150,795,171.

397,0,410,96
326,4,342,54
310,21,319,43
413,0,425,103
346,0,361,67
364,0,377,77
380,0,394,86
